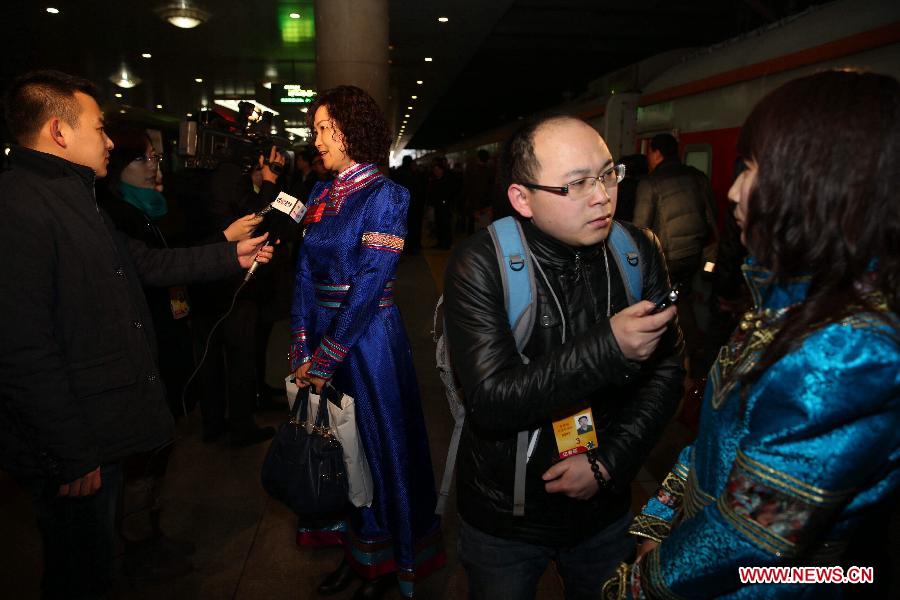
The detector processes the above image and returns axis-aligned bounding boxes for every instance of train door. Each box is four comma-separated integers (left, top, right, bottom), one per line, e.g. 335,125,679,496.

677,128,740,230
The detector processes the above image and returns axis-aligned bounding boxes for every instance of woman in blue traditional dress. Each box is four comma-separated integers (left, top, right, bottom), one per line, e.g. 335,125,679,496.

604,70,900,598
290,85,443,599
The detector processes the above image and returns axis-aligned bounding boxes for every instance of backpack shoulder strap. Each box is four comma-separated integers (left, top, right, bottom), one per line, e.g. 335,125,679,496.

487,217,540,516
607,221,643,305
487,216,536,351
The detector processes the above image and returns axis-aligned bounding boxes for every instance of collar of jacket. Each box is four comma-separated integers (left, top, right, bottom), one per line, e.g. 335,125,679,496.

8,146,96,190
655,157,682,169
521,218,605,271
741,256,812,311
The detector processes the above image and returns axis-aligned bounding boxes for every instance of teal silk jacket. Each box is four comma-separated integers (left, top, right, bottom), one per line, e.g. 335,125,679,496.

612,258,899,599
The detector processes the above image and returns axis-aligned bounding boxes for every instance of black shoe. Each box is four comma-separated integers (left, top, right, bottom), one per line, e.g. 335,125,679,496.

351,574,397,600
317,559,357,596
228,426,275,447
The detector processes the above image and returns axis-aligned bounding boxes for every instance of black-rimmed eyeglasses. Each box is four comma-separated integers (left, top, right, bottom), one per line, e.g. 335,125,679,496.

522,164,625,201
133,153,163,165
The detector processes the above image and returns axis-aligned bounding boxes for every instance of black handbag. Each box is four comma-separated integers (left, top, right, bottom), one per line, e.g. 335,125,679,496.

261,385,349,516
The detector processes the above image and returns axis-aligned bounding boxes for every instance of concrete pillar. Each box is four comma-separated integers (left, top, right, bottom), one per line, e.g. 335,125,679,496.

314,0,389,113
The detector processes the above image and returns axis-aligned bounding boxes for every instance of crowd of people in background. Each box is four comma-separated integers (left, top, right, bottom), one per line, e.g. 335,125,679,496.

0,66,897,600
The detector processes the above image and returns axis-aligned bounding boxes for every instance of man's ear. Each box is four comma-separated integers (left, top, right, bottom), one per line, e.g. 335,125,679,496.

49,119,67,149
507,183,533,218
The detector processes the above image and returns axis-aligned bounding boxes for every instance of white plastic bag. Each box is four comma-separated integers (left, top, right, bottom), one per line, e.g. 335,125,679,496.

285,376,373,507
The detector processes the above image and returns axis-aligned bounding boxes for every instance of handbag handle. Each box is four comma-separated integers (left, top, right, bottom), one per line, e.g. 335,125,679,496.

313,387,331,430
291,386,311,425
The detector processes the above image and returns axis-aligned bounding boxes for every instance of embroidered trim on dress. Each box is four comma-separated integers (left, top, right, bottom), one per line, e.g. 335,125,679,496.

734,449,849,506
681,471,715,521
309,335,349,380
643,548,688,600
289,327,310,370
657,471,686,509
312,281,396,309
362,231,405,253
718,458,841,557
327,163,384,216
628,514,671,544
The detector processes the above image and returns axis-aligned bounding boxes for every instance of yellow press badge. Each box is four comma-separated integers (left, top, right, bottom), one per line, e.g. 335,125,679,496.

168,285,190,320
552,407,598,459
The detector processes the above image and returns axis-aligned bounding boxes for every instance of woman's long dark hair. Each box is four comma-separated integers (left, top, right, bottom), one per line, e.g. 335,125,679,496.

739,69,899,380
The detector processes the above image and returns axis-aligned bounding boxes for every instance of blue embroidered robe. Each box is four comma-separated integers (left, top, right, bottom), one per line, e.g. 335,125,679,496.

289,163,443,596
619,259,900,599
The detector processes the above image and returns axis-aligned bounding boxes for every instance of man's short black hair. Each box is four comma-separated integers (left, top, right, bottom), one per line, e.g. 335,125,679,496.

649,133,679,159
4,70,100,145
578,416,589,422
501,113,575,186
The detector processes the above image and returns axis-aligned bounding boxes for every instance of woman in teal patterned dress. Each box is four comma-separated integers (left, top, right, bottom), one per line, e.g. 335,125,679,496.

605,70,899,598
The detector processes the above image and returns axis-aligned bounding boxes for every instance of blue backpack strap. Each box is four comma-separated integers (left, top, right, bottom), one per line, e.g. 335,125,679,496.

487,217,536,351
487,217,538,517
608,221,643,305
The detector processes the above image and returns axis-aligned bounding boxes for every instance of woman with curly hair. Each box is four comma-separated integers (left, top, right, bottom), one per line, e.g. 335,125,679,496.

604,69,900,598
290,86,444,599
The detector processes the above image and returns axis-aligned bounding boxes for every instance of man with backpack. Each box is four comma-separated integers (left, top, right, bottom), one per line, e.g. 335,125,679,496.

442,115,684,598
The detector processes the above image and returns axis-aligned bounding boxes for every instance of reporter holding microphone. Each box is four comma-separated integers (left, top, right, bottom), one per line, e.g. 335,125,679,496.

0,70,273,599
189,141,293,444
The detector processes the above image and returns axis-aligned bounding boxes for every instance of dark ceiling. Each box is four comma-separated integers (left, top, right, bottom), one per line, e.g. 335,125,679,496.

406,0,836,148
1,0,836,149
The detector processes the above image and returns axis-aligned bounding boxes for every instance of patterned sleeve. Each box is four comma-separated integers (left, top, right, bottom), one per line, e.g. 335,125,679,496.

629,445,692,544
631,320,900,599
307,182,409,380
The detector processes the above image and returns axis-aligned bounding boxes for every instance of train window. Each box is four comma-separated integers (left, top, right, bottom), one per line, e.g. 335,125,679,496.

683,144,711,177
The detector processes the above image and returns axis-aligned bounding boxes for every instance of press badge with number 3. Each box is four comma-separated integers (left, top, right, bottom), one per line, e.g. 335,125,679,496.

552,406,599,459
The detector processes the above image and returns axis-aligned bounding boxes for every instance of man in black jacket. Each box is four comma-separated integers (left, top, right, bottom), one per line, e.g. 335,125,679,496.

0,70,272,599
444,115,683,599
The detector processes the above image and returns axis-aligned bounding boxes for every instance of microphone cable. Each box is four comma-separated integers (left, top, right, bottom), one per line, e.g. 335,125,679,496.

180,277,250,418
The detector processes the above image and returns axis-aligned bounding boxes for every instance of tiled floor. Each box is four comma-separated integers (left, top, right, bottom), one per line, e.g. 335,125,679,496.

0,246,692,599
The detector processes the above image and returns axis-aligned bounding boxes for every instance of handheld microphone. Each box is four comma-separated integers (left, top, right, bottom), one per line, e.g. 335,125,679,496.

244,191,307,282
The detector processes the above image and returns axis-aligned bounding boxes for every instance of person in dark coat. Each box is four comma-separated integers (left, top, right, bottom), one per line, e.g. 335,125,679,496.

427,156,461,249
0,70,272,599
392,155,426,253
633,134,718,378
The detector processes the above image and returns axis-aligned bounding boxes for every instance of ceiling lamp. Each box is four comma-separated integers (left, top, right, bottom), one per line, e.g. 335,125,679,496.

157,1,209,29
110,66,141,89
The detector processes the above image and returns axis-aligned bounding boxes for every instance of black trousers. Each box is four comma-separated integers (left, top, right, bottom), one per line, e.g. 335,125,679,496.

194,298,259,434
28,463,123,600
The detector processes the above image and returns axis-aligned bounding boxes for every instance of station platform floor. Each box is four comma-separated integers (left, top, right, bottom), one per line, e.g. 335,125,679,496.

0,244,709,599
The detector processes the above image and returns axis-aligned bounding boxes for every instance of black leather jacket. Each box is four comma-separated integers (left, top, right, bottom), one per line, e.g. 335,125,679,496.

444,219,684,547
